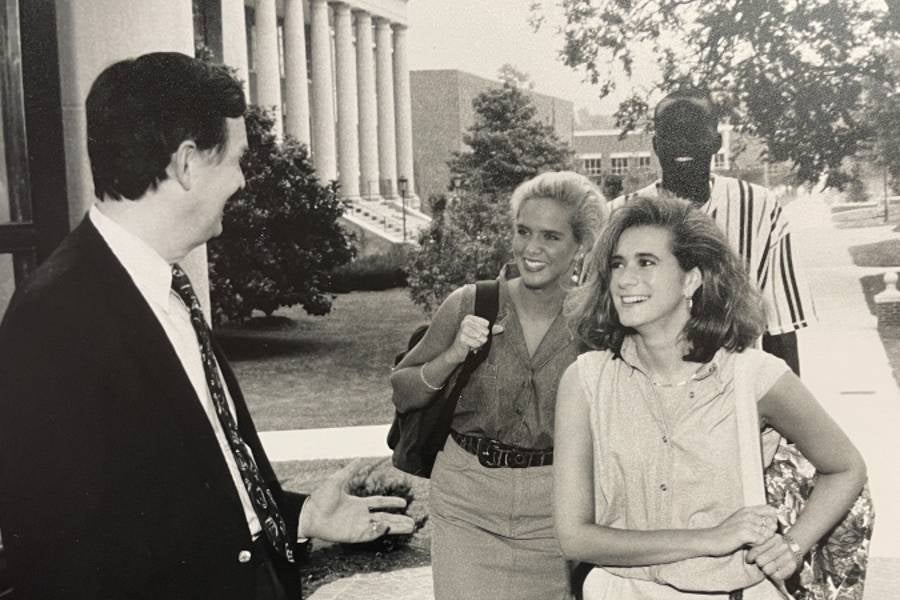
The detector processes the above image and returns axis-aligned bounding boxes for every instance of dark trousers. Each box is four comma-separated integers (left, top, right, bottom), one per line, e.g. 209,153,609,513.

762,331,800,376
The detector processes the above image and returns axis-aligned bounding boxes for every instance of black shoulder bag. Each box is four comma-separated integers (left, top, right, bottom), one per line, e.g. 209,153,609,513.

387,280,500,478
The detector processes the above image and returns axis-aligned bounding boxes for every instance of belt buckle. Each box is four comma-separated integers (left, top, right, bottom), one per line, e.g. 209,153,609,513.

478,439,503,468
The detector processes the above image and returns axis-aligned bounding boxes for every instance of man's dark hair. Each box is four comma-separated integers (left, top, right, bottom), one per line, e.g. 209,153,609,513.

602,174,623,199
654,87,718,132
86,52,246,201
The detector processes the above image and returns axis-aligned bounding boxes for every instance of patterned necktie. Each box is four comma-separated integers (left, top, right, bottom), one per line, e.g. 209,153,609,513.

171,264,294,562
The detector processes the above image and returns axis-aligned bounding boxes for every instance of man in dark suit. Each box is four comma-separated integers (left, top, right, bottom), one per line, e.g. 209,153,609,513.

0,52,413,600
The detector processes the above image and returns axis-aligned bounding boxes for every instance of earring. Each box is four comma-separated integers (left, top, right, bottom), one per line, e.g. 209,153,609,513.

686,295,694,312
571,254,586,284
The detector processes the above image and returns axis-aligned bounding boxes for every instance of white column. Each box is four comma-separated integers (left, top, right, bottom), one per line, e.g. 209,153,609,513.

283,0,310,145
310,0,337,181
355,11,380,200
333,3,360,200
374,17,397,199
254,0,283,139
54,0,210,316
392,24,418,207
221,0,250,95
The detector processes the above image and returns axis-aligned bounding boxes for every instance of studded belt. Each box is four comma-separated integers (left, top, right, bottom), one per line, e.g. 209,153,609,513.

450,430,553,468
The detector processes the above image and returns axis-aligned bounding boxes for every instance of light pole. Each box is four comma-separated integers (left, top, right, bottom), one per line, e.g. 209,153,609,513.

451,174,462,204
398,176,408,242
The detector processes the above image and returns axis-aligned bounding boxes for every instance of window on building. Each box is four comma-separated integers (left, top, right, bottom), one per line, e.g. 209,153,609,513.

637,155,652,170
713,153,726,170
582,157,603,176
611,157,629,175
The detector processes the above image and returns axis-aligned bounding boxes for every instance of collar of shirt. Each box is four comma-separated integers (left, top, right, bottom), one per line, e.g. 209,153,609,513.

651,178,717,212
617,336,725,385
89,205,174,314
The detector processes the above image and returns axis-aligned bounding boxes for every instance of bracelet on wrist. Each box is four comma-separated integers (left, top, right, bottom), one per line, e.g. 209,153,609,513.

419,362,445,391
782,532,804,568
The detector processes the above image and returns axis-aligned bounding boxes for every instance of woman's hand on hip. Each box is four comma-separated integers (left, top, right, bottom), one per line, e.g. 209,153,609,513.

703,505,779,556
746,533,800,583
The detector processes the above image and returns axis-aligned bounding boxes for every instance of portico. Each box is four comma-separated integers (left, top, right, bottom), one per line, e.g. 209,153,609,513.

227,0,420,207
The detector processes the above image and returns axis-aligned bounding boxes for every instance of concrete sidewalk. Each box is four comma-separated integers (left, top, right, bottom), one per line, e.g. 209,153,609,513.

260,424,391,462
267,192,900,597
788,193,900,560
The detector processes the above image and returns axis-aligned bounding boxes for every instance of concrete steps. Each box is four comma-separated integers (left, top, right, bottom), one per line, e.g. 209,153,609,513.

342,199,432,245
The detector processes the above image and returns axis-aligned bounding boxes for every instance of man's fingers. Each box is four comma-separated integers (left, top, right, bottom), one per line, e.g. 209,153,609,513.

365,495,408,511
374,513,416,534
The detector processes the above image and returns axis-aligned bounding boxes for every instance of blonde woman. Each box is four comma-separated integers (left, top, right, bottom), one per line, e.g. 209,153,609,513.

392,172,608,599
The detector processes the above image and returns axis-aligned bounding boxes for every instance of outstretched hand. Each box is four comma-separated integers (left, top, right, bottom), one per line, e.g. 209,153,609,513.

298,459,416,543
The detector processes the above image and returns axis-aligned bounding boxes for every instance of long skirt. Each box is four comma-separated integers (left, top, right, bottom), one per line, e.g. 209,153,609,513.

430,436,569,600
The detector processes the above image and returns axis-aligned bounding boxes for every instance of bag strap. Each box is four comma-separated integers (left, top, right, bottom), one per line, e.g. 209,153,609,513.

734,351,794,600
734,351,766,505
441,280,500,419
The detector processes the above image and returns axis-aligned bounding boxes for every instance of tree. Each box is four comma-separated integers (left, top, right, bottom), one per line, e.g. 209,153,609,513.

497,63,536,90
407,191,512,313
448,81,573,194
866,46,900,194
408,81,572,312
208,106,354,323
532,0,898,187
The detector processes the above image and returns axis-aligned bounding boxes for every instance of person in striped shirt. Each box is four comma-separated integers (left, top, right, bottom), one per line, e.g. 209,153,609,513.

613,89,816,374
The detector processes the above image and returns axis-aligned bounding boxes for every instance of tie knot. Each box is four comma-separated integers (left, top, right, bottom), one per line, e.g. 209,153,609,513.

171,264,199,311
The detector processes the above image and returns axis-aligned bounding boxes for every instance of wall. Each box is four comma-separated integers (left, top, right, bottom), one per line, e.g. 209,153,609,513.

410,69,574,210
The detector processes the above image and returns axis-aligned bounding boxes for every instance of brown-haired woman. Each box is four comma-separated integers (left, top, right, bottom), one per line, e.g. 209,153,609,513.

554,195,866,599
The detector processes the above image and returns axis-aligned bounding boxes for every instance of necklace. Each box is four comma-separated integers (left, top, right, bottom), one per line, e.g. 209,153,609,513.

649,364,707,388
650,374,698,388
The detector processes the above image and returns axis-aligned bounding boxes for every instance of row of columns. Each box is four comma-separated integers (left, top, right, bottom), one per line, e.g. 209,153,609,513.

247,0,416,203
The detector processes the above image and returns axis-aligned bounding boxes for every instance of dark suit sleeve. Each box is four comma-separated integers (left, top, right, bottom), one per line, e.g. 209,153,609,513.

0,287,139,598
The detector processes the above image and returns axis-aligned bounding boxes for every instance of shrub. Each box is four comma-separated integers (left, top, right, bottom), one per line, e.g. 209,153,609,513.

341,463,427,553
407,191,512,313
208,106,355,323
327,246,409,293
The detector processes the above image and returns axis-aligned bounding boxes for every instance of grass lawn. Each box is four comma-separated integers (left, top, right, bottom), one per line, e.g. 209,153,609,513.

834,208,900,229
215,288,428,431
276,457,432,598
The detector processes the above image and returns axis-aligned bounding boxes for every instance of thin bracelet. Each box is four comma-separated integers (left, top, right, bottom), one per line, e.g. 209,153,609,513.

419,362,445,391
782,532,804,567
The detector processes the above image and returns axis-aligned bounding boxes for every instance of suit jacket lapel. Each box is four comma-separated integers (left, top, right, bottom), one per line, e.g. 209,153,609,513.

71,218,225,442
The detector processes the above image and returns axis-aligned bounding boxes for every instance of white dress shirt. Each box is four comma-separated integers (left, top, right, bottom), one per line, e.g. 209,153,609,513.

89,206,262,538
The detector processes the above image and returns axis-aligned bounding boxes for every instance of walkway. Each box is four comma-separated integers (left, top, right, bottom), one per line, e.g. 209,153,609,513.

261,191,900,598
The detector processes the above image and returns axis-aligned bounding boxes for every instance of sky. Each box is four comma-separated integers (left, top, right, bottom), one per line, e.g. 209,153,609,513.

406,0,631,115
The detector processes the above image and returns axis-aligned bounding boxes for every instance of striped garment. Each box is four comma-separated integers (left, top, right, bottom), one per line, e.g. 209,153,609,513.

613,176,816,335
